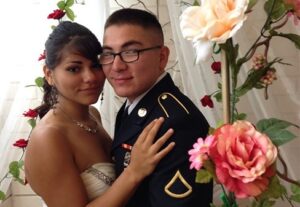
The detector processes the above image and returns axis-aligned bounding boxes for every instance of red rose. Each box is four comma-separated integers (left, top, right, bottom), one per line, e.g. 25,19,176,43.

200,95,214,108
38,50,46,61
47,9,65,20
211,61,221,74
13,139,28,149
23,109,38,118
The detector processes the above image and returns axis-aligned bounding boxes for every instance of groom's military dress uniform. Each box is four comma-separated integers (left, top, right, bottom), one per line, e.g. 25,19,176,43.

111,73,213,207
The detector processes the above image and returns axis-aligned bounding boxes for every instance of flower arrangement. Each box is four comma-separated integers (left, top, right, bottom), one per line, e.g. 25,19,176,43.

0,0,77,202
180,0,300,206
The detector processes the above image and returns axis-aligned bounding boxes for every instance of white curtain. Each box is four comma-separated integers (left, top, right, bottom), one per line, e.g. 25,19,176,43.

0,0,109,196
166,0,300,185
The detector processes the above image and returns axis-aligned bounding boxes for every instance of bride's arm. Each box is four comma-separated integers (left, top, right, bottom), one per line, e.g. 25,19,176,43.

87,117,175,207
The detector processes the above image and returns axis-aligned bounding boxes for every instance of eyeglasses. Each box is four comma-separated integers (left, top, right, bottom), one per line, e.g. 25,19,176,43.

99,45,161,65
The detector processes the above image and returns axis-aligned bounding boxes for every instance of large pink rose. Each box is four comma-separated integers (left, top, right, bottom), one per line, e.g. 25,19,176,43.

209,120,277,198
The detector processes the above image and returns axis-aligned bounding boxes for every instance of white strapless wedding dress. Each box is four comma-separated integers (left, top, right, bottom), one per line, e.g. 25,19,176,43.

42,162,116,206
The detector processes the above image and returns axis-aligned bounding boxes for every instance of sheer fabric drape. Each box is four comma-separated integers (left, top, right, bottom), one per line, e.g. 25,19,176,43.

0,0,109,196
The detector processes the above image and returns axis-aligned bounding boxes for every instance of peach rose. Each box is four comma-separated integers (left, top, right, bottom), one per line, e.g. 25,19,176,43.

180,0,249,61
209,120,277,198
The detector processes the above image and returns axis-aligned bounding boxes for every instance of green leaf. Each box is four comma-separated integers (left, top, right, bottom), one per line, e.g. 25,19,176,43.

192,0,200,6
65,7,75,21
65,0,74,8
208,127,215,135
235,66,269,97
213,91,222,102
195,169,213,183
266,176,286,199
268,130,296,146
0,191,5,201
35,77,44,87
256,118,298,146
257,118,298,132
57,0,66,9
247,0,258,11
236,113,247,120
277,33,300,49
291,194,300,203
264,0,287,20
257,121,296,146
27,118,36,128
291,181,300,194
9,161,20,179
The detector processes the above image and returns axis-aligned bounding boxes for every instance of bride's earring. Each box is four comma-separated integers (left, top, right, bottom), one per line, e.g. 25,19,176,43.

100,92,104,105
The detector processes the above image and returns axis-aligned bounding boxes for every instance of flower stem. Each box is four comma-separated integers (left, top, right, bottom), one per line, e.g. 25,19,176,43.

221,49,230,124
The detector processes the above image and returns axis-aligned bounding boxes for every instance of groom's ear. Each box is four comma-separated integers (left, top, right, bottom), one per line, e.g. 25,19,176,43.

159,46,170,71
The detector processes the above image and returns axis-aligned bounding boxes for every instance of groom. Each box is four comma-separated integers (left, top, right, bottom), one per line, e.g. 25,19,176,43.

100,8,213,207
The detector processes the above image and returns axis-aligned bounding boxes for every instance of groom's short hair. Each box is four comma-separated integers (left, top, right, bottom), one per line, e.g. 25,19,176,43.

104,8,164,43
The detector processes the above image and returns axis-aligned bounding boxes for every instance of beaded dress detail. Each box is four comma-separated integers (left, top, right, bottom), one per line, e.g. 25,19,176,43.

81,162,116,201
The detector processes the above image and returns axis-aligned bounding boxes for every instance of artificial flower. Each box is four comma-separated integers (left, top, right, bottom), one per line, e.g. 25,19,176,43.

22,109,38,118
188,135,215,170
209,120,278,198
13,139,29,149
38,50,46,61
252,54,266,70
211,61,221,74
47,9,65,20
180,0,249,61
260,68,277,86
200,95,214,108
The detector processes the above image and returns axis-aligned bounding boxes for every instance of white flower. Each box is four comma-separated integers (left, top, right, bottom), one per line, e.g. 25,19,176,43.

180,0,249,62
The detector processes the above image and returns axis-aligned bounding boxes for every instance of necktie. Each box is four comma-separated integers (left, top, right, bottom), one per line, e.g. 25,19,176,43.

122,106,129,120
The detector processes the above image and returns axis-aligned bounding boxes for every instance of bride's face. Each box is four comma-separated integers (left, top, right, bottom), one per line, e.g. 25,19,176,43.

45,51,105,106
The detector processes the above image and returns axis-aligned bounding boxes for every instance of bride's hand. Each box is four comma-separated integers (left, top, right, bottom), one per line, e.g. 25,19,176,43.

126,117,175,182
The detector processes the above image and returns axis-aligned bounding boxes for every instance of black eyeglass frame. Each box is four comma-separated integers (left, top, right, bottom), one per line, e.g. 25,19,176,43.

99,45,162,65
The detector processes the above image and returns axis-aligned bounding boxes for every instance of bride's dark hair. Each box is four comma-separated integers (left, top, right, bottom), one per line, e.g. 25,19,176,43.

35,21,102,118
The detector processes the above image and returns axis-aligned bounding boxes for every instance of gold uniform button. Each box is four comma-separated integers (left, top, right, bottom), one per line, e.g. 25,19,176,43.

138,108,147,117
161,94,168,100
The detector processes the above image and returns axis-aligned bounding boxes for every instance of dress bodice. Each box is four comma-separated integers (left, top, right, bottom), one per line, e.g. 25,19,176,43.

41,163,115,206
80,162,116,201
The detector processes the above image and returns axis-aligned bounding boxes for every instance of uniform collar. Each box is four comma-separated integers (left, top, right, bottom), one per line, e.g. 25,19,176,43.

126,72,167,114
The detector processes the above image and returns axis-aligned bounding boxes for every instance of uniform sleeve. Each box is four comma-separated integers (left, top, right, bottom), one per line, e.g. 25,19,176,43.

147,109,213,207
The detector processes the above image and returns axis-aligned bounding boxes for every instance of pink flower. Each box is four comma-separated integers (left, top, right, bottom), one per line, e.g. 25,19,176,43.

13,139,28,149
188,135,215,170
47,9,65,20
209,120,278,198
23,109,38,118
200,95,214,108
211,61,221,74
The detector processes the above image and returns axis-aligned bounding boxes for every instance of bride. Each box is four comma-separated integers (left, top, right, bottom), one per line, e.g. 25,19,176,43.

24,21,174,207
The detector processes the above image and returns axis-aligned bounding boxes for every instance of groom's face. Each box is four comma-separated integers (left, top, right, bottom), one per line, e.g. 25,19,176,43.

101,24,169,102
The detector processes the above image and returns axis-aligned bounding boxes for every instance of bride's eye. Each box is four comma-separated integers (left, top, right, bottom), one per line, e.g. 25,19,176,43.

66,66,80,73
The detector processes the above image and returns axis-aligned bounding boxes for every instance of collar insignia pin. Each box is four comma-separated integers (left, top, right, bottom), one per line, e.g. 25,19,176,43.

138,108,147,117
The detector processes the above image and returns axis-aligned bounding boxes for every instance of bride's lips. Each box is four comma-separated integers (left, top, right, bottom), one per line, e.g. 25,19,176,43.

80,87,101,94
